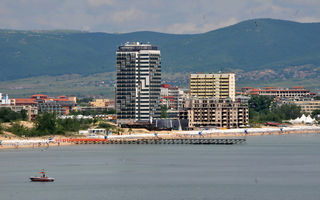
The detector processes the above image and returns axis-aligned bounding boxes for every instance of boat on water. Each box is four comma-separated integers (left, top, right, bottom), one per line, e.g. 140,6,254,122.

30,171,54,182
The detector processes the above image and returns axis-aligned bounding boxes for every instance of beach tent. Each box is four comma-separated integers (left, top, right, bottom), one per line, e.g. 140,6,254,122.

289,115,316,124
305,115,316,124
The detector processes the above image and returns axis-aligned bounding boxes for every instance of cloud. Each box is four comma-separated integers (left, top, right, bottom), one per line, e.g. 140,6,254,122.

87,0,115,7
0,0,319,33
108,8,145,24
295,16,320,23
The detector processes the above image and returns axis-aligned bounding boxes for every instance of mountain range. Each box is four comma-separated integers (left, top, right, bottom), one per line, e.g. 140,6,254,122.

0,18,319,96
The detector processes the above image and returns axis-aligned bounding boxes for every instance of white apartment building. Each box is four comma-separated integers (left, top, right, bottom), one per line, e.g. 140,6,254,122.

116,42,161,125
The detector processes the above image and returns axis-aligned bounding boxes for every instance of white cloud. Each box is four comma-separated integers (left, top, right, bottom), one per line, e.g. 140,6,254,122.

295,16,320,23
87,0,115,7
0,0,319,33
108,8,145,24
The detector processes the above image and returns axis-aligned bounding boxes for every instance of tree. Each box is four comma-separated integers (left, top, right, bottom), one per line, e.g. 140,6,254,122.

248,95,302,123
34,112,59,135
0,107,26,122
20,109,28,121
311,110,320,118
161,105,168,118
0,124,3,134
249,95,273,113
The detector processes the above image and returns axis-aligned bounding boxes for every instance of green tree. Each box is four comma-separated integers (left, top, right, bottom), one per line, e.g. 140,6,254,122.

34,112,59,135
0,107,23,122
248,96,301,123
249,95,273,113
161,105,168,118
311,110,320,118
20,109,28,121
0,124,3,134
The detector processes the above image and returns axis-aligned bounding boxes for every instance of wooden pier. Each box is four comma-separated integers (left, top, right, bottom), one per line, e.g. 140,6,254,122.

67,138,246,145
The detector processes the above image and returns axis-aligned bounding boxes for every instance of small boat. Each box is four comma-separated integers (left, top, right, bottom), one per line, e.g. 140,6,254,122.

30,171,54,182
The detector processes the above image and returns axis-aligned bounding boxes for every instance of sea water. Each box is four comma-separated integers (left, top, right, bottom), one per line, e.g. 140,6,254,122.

1,133,320,200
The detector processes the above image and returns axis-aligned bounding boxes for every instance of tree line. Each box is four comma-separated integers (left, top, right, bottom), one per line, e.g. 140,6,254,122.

0,107,27,122
6,112,97,137
249,95,302,124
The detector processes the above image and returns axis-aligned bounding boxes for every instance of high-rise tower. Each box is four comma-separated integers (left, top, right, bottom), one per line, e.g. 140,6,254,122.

116,42,161,125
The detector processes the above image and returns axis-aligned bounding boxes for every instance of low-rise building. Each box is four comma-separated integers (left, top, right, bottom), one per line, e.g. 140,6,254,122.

89,99,115,109
294,100,320,114
0,93,38,121
242,86,316,98
13,94,77,116
0,93,15,105
179,97,249,129
160,84,184,110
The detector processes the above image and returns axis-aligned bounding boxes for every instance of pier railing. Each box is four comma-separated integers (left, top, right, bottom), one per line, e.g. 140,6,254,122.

59,137,246,145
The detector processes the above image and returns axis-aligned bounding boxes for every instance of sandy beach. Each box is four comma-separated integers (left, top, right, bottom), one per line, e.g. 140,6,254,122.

1,125,320,149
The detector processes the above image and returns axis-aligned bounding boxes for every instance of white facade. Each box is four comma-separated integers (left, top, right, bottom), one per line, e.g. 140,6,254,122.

0,93,14,105
116,42,161,124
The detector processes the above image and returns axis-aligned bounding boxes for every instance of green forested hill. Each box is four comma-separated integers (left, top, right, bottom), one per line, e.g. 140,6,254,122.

0,18,320,81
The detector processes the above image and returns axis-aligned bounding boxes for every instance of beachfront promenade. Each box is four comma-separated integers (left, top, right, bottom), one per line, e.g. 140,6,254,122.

1,126,320,149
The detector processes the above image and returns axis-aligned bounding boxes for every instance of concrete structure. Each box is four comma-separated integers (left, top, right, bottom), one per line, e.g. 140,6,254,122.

190,73,235,101
0,93,15,105
14,94,76,116
242,86,316,98
179,97,249,128
38,101,75,115
0,93,38,121
160,84,184,110
89,99,115,109
294,100,320,114
10,105,38,121
116,42,161,125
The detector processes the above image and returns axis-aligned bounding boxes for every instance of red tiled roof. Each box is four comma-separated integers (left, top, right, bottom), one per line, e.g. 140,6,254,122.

53,99,69,101
161,84,171,88
162,96,175,99
14,98,37,104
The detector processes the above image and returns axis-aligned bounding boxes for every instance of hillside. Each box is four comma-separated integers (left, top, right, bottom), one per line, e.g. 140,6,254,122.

0,18,320,82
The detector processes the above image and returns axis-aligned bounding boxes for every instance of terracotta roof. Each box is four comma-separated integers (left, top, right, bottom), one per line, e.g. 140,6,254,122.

14,98,37,104
162,96,175,99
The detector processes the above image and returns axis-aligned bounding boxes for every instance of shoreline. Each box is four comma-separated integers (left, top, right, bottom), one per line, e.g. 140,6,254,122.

1,126,320,149
0,141,74,150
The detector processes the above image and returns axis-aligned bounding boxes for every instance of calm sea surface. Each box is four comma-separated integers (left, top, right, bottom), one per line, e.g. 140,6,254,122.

1,134,320,200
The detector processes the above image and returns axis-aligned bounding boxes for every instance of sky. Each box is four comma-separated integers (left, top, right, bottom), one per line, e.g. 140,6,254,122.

0,0,320,34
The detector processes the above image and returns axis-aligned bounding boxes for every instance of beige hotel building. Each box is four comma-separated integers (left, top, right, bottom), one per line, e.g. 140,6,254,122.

190,73,236,101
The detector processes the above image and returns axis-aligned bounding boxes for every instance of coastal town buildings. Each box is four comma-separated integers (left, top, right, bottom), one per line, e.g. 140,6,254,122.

76,98,115,114
179,97,249,128
241,86,316,98
293,100,320,114
0,93,38,120
0,93,15,105
12,94,76,116
190,73,236,101
179,72,248,129
160,84,185,110
89,99,114,108
115,42,161,125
